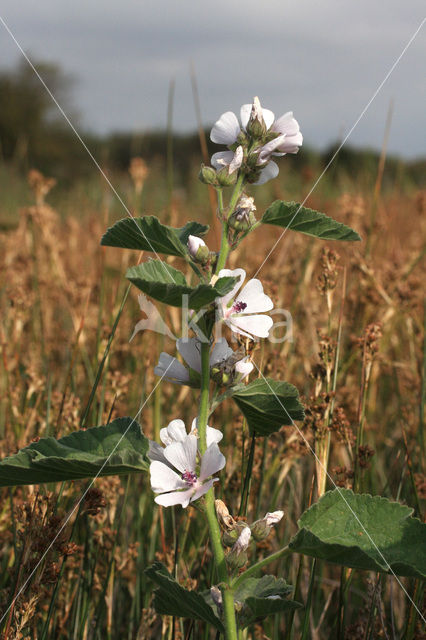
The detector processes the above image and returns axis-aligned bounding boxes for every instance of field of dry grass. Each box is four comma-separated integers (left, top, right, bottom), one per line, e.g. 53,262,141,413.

0,159,424,639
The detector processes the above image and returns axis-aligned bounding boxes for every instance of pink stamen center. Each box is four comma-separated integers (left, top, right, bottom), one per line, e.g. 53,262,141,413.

182,470,197,485
232,301,247,313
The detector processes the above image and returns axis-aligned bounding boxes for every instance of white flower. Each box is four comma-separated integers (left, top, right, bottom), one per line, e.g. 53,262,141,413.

154,337,252,385
148,417,222,465
217,268,273,339
150,434,225,507
210,97,302,185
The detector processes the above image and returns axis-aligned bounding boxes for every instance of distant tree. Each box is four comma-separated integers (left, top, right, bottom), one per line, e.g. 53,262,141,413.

0,58,75,166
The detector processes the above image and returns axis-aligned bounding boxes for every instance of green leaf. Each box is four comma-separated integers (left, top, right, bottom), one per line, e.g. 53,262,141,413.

101,216,209,257
232,378,305,436
126,260,237,310
289,489,426,578
234,575,293,601
0,418,149,487
262,201,361,241
234,575,301,629
145,562,224,633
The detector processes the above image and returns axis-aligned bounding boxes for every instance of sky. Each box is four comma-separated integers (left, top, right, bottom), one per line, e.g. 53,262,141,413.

0,1,425,158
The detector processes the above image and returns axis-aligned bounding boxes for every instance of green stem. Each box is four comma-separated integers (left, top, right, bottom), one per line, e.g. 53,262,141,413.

198,342,238,640
231,546,292,590
215,174,245,274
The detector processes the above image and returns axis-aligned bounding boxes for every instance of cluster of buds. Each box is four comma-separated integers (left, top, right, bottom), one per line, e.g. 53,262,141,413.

215,500,284,571
228,194,257,233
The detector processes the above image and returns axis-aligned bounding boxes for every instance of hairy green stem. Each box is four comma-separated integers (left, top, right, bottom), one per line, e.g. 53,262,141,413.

198,342,238,639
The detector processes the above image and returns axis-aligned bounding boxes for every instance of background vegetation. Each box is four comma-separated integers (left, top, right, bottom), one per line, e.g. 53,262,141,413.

0,59,424,639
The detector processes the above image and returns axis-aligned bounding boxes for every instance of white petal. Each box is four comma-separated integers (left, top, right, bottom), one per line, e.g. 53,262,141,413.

177,338,202,373
229,146,243,174
148,441,167,463
230,314,274,339
210,339,233,366
264,510,284,526
164,435,197,474
240,102,275,131
155,487,195,508
210,111,240,145
207,427,223,446
217,268,246,307
190,418,223,446
211,150,234,170
257,135,287,164
262,108,275,130
235,279,274,314
253,161,279,185
160,419,187,445
274,131,303,154
235,359,254,380
154,353,189,384
200,443,226,481
150,461,187,493
190,478,215,502
271,112,300,136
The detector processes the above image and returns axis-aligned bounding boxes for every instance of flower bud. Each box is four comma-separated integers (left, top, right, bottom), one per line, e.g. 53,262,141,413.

228,194,257,232
246,97,267,139
250,510,284,541
187,235,210,265
216,165,238,187
226,527,251,570
199,164,219,186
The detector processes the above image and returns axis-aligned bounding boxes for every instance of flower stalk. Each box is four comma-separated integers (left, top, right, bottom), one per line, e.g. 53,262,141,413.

198,341,238,639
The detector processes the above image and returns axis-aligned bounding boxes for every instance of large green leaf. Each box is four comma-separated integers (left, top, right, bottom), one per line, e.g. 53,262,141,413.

290,489,426,578
0,418,149,487
101,216,209,257
126,260,237,310
145,562,224,633
262,201,361,241
232,378,305,436
235,575,302,628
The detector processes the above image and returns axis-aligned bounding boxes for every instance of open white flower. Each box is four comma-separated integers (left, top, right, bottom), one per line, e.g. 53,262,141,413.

148,417,223,465
217,268,273,339
210,97,302,185
150,434,225,507
154,337,252,386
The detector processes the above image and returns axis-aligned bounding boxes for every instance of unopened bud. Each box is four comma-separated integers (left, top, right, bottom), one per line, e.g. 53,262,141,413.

216,165,238,187
226,527,251,570
187,235,210,265
232,526,251,553
199,164,219,186
250,510,284,541
228,194,257,232
246,96,267,138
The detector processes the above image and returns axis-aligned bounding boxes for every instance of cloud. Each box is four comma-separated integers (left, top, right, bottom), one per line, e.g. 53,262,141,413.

0,0,424,156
